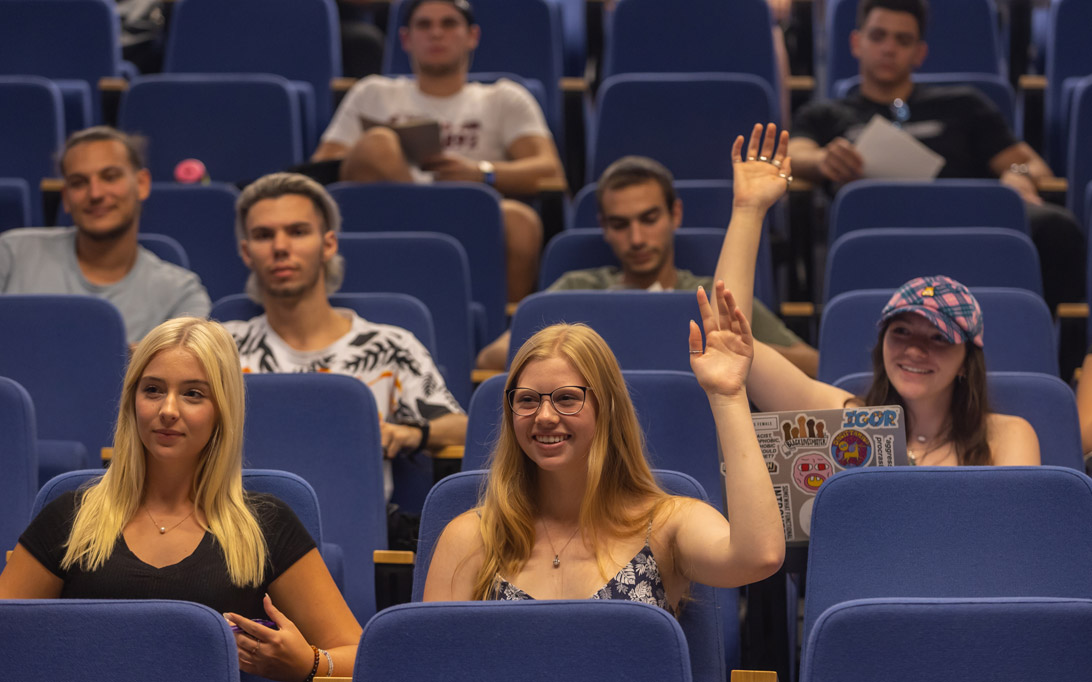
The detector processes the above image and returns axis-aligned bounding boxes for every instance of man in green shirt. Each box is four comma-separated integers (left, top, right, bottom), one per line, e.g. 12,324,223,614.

476,155,818,376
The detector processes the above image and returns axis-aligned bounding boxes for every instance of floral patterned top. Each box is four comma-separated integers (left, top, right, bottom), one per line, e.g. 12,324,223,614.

488,522,674,615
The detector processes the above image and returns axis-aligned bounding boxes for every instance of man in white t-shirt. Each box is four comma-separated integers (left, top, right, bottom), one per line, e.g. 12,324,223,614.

312,0,566,302
222,172,467,501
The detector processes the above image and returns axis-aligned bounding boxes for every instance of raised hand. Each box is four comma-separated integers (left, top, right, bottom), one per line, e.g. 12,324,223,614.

731,123,793,212
689,281,754,399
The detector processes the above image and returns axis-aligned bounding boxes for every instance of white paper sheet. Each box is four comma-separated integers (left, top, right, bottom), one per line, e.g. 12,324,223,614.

854,114,946,180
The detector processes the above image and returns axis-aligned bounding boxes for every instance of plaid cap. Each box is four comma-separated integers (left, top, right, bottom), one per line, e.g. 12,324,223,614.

879,275,984,347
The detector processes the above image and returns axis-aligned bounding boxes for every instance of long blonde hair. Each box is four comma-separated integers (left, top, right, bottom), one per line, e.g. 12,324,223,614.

62,317,268,586
472,323,671,599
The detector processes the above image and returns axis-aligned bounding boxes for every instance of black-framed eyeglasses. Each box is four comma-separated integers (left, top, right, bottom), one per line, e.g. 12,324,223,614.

890,97,910,128
507,386,590,416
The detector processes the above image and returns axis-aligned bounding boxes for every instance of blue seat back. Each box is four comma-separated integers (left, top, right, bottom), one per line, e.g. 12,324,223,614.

410,469,723,682
243,373,386,619
0,599,238,682
211,292,438,358
591,73,776,181
0,77,64,226
1066,76,1092,232
508,290,696,371
0,295,126,466
802,597,1092,682
818,287,1058,381
0,178,31,232
137,233,189,269
336,232,473,405
137,182,247,303
828,179,1028,247
0,377,37,552
824,0,1004,97
164,0,340,133
328,182,507,341
824,228,1043,300
33,469,323,549
119,74,303,184
357,599,693,682
603,0,778,97
803,466,1092,647
1045,0,1092,173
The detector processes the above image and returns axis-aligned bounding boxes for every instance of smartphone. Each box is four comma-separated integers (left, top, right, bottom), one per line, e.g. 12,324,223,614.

230,618,278,633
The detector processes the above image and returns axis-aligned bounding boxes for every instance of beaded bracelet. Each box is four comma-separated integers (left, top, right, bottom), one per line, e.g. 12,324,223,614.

320,648,334,677
302,644,320,682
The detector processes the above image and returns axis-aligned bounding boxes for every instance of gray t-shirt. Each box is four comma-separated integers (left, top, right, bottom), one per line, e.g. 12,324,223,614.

547,266,802,348
0,227,211,344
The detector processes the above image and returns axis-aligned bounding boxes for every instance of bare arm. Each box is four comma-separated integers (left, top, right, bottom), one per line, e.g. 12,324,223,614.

987,414,1041,466
422,511,485,601
1078,355,1092,455
228,549,361,680
476,330,511,370
787,135,862,185
380,413,466,459
311,141,350,163
671,284,784,588
427,412,467,450
989,142,1053,206
0,544,64,598
421,134,566,196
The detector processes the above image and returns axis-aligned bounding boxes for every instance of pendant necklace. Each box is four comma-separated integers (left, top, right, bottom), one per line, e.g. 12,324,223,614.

541,519,581,569
145,506,195,535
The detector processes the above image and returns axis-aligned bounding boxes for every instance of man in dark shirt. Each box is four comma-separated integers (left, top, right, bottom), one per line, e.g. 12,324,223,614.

790,0,1083,310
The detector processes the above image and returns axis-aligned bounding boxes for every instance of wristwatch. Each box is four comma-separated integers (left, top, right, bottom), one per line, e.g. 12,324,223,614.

478,160,496,186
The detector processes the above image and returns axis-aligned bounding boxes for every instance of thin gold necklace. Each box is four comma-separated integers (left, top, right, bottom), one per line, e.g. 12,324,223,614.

541,519,581,569
144,506,195,535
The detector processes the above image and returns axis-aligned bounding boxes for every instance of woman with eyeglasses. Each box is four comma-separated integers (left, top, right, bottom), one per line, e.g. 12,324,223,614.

423,285,785,612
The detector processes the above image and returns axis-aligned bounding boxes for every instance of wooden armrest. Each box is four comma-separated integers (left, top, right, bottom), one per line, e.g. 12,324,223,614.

472,368,503,384
374,549,415,565
101,447,113,462
40,178,64,193
1018,74,1046,91
560,77,588,93
1036,177,1067,193
505,302,519,316
433,445,464,460
732,672,779,682
787,75,815,92
536,177,568,193
98,77,128,92
780,302,815,317
1057,303,1089,318
331,77,358,93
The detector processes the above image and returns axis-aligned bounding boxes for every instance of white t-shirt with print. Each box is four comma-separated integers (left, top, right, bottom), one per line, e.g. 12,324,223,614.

321,75,551,181
222,309,464,500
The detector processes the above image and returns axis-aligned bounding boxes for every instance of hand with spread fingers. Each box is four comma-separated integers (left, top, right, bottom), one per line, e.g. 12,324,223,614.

689,281,754,401
226,594,316,682
731,122,793,212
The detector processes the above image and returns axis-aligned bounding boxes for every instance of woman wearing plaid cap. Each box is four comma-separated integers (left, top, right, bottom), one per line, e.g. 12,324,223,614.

712,124,1040,466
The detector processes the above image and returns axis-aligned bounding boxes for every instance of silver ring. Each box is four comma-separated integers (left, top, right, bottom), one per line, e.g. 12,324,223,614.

747,155,756,161
688,350,703,355
252,643,260,655
758,155,769,162
771,158,782,168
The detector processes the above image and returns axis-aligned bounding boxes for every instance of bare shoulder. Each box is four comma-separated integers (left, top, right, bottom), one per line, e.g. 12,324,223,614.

441,509,484,543
987,412,1041,465
422,509,485,601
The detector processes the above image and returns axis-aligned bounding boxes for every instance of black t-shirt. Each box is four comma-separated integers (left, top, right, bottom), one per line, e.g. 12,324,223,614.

793,85,1017,179
19,491,316,618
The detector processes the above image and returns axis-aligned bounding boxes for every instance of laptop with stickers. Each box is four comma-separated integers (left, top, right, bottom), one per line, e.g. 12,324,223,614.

747,405,908,545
